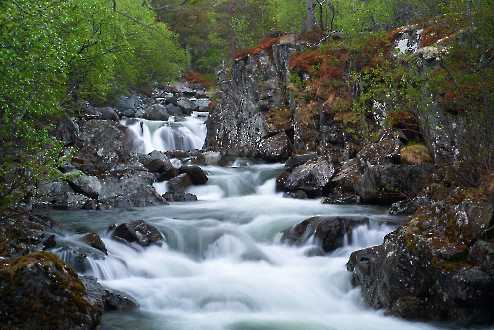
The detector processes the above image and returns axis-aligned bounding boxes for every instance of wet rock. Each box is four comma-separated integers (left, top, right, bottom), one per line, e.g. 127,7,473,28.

166,103,183,116
74,120,135,175
388,195,430,216
355,164,432,204
283,157,335,197
0,252,101,330
285,153,318,170
177,97,197,115
116,95,144,117
178,165,208,185
139,151,173,172
98,172,166,208
347,188,494,324
110,220,165,247
144,104,169,121
81,276,137,312
282,216,369,252
56,115,80,146
203,151,222,166
43,234,57,250
68,173,102,199
167,173,193,193
283,190,308,199
275,171,290,192
80,233,107,255
257,132,291,162
34,181,94,210
163,192,198,202
0,213,58,258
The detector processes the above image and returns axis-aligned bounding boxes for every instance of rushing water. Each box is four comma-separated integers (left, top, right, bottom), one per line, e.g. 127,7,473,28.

122,112,208,153
47,112,469,330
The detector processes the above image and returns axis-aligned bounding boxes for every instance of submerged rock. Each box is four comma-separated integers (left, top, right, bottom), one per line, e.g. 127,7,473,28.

110,220,165,247
80,233,107,255
282,216,369,253
163,192,198,202
0,252,101,330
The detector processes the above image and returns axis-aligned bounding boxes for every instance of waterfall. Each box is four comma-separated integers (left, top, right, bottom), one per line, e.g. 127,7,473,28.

123,111,208,153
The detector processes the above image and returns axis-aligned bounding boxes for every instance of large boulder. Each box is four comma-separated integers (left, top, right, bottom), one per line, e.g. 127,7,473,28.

116,95,144,117
282,216,369,253
98,172,166,208
355,163,433,204
347,187,494,324
110,220,165,247
34,181,93,210
68,174,102,199
282,157,335,197
0,252,101,330
74,120,135,175
256,132,291,162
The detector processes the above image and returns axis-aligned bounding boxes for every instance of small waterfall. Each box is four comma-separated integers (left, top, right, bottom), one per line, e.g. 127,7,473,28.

123,112,208,153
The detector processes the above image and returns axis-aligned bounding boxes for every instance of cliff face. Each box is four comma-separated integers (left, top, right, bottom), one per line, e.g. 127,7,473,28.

206,36,299,161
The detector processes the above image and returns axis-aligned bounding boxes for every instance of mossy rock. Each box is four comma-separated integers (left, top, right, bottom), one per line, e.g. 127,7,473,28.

0,252,101,330
400,144,433,165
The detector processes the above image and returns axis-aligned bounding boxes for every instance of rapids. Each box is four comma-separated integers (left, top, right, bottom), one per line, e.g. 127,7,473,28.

47,112,465,330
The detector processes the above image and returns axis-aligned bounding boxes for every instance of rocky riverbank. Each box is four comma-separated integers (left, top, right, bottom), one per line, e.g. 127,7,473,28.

205,26,494,324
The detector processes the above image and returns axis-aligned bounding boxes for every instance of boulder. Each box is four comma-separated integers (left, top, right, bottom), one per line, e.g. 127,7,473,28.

163,192,198,202
35,181,93,210
98,172,166,208
283,157,335,197
355,163,432,204
68,174,102,199
166,103,183,116
110,220,165,247
0,213,58,258
143,104,169,121
0,252,101,330
257,132,291,162
139,151,173,173
177,97,197,115
282,216,369,253
56,115,80,146
285,153,318,170
167,173,193,193
347,187,494,324
80,233,107,255
81,276,137,312
178,166,208,185
74,120,134,175
116,95,143,117
55,245,106,273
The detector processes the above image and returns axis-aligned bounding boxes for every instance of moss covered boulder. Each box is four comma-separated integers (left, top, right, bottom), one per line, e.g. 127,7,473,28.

0,252,101,330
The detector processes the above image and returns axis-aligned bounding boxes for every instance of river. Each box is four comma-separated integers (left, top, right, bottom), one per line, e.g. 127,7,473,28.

47,111,466,330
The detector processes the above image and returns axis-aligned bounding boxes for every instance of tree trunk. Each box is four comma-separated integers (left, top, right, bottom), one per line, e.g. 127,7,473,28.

303,0,316,32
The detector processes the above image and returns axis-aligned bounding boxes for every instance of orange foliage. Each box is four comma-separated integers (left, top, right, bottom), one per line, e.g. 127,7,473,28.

184,71,213,89
419,22,454,48
288,50,324,72
234,36,281,60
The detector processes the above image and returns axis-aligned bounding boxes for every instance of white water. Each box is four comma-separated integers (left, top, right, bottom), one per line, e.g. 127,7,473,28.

122,112,208,153
74,186,437,330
